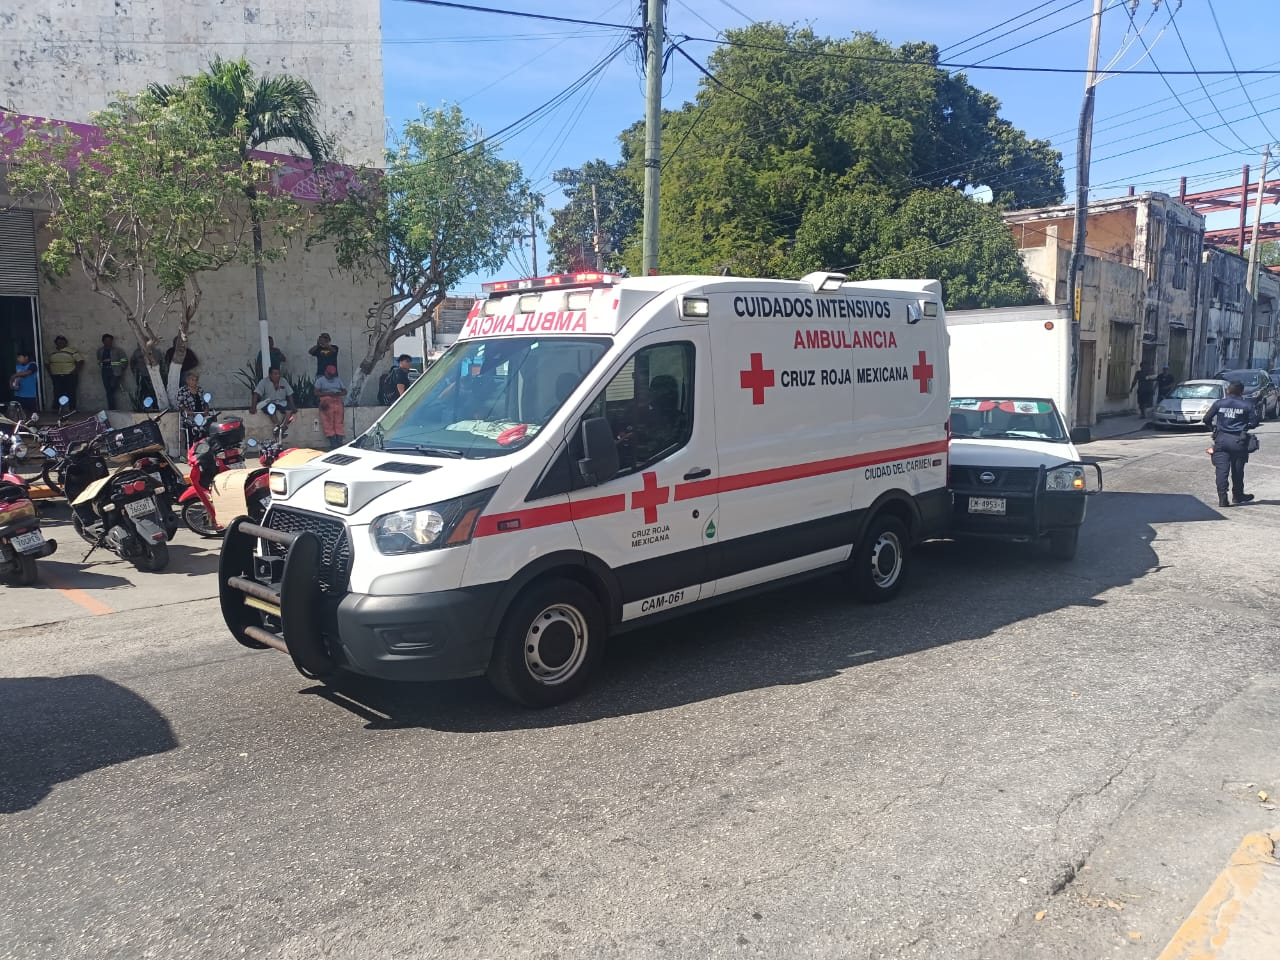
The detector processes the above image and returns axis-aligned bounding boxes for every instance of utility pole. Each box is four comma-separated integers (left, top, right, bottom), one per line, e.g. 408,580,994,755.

591,183,603,271
1243,144,1271,366
530,205,538,277
641,0,664,275
1066,0,1106,424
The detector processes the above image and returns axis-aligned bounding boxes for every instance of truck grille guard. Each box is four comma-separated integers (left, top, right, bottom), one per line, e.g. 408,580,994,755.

219,516,337,679
949,460,1103,537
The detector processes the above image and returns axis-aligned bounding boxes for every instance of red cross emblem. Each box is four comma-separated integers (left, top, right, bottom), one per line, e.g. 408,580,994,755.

630,471,670,524
911,351,934,394
739,352,776,405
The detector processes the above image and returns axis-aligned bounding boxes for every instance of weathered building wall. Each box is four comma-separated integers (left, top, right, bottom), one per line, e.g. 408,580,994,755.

1197,248,1248,376
1,0,384,168
31,212,387,410
1006,192,1205,414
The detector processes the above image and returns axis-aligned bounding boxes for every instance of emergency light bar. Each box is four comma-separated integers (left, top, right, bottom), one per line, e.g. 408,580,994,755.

481,271,624,295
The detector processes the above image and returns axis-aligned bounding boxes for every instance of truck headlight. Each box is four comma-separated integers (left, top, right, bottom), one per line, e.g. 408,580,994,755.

1045,465,1086,492
370,488,495,555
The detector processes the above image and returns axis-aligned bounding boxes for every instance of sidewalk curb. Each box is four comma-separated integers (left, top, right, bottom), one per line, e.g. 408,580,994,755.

1156,829,1280,959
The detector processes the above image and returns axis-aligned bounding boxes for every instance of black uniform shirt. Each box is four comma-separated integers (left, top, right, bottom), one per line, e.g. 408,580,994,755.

1202,395,1259,434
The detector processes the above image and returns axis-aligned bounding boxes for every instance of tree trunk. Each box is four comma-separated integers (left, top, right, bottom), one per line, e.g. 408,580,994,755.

345,292,445,406
164,341,187,408
251,213,271,373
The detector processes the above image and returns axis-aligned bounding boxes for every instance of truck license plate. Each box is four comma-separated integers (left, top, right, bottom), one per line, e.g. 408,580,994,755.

968,497,1006,515
12,530,45,553
125,497,157,520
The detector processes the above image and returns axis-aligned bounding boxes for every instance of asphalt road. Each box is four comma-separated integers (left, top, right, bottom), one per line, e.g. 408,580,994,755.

2,423,1278,960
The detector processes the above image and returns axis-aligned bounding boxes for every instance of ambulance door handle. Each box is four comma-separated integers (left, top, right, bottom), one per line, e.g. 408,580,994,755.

683,468,712,480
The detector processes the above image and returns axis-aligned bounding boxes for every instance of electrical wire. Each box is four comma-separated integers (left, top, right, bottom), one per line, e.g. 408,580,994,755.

393,0,637,32
956,1,1120,67
939,0,1081,56
1165,2,1255,151
1204,0,1280,143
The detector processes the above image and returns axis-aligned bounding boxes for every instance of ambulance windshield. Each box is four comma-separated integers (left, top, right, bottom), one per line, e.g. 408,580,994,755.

949,398,1069,443
357,336,611,458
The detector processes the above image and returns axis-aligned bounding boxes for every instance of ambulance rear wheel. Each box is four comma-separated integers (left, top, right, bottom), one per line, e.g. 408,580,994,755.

488,578,605,708
852,514,909,603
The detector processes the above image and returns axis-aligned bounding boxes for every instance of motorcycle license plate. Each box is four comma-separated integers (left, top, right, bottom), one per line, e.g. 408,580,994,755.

968,497,1007,515
11,530,44,553
125,497,157,519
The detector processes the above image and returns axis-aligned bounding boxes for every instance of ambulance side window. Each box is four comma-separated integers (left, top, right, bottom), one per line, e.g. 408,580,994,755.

574,342,695,484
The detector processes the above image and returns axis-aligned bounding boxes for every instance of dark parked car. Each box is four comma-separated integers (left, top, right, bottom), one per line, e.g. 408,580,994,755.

1212,368,1278,419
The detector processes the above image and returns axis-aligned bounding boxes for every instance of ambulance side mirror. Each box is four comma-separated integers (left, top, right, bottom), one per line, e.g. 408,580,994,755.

1069,427,1092,445
577,417,620,486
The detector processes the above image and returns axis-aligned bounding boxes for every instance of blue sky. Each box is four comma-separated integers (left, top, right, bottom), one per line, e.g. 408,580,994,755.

379,0,1278,290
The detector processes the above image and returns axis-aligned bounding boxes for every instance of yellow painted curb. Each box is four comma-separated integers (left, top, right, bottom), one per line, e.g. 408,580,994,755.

1156,829,1280,960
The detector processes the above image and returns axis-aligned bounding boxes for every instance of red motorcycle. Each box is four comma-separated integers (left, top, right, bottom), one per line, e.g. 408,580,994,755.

243,405,298,523
1,405,57,584
179,408,247,538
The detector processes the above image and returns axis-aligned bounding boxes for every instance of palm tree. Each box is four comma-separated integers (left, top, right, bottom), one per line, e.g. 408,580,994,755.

150,57,331,388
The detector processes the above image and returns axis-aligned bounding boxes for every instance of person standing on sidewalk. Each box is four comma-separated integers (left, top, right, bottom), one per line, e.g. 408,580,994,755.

1132,363,1155,419
96,333,127,409
10,348,39,414
1202,380,1260,507
1156,364,1175,401
45,335,83,409
314,363,347,449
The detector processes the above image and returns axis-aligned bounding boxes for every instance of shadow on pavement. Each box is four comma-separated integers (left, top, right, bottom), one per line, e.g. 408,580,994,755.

0,675,177,814
282,491,1222,733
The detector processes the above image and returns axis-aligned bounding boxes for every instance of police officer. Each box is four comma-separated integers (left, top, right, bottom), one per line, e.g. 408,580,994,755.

1201,380,1260,507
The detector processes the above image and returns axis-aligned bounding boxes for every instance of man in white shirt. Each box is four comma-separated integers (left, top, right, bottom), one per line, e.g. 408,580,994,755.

250,366,295,425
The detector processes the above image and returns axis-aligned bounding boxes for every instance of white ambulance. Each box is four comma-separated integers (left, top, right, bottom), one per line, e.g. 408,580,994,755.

219,271,951,706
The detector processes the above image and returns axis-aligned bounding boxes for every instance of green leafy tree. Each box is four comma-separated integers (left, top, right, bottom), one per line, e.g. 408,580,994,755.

313,105,533,402
149,56,330,398
546,158,641,272
573,22,1058,305
7,92,302,408
853,189,1034,310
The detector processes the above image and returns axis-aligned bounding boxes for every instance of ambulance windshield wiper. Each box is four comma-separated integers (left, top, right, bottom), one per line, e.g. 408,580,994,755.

385,444,465,459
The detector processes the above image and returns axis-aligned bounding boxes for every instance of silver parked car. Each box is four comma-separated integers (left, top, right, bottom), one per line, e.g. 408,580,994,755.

1151,379,1229,428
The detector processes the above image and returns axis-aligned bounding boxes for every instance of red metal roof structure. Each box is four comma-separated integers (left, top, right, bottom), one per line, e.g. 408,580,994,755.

1178,166,1280,249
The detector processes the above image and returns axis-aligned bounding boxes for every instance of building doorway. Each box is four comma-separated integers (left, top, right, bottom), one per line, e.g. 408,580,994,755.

1168,327,1189,382
1076,338,1096,426
0,296,42,408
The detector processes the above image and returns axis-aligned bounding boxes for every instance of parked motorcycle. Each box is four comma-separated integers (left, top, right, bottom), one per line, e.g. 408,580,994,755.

180,400,247,538
38,398,109,497
125,398,186,525
0,405,57,584
63,432,174,572
243,404,298,523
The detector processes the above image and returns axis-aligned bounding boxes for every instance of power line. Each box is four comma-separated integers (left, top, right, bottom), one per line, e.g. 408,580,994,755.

392,0,637,31
958,1,1122,67
675,32,1280,76
1166,3,1255,151
939,0,1081,56
1204,0,1280,143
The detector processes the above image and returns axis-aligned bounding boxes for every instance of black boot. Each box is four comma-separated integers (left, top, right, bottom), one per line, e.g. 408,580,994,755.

1233,493,1255,504
1218,494,1231,507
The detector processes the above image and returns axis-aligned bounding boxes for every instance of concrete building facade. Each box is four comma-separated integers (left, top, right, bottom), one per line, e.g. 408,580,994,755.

1197,247,1280,376
1005,193,1206,420
0,0,387,412
1,0,384,168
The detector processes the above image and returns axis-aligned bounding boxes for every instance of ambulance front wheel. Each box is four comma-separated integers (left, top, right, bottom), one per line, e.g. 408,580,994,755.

852,514,910,603
487,578,606,708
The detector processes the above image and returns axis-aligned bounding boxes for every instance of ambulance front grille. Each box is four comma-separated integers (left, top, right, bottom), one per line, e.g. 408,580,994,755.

263,505,351,594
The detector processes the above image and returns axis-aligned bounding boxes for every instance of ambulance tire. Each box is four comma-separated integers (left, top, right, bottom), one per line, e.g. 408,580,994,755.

851,514,910,604
487,578,605,708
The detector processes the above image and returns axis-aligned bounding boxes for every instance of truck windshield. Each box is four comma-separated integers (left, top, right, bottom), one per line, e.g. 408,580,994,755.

356,336,611,458
949,398,1069,443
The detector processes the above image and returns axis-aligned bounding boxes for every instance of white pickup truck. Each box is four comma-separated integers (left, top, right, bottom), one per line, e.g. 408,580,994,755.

946,308,1101,560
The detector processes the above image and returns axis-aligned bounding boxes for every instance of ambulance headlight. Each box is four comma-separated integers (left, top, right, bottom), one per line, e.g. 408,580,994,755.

1044,465,1086,492
269,471,288,495
370,488,496,555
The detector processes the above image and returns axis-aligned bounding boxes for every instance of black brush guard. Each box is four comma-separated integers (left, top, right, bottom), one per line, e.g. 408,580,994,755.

220,516,336,678
950,461,1103,540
